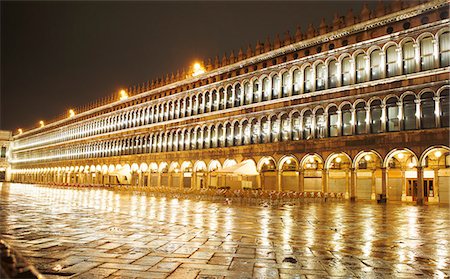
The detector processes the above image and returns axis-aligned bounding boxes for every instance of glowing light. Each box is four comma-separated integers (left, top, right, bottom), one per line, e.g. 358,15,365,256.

39,120,45,127
68,109,75,118
364,154,371,161
309,156,315,163
192,62,205,77
286,159,291,164
119,89,128,101
335,157,342,163
18,128,23,134
435,151,442,158
408,162,416,169
397,153,405,160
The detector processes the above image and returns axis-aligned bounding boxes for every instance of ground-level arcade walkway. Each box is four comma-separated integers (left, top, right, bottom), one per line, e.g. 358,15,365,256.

0,183,449,278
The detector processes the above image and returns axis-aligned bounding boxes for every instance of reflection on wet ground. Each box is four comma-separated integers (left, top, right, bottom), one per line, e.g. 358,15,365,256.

0,182,449,279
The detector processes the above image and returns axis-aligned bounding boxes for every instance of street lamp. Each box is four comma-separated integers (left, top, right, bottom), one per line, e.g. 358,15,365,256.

39,121,45,127
119,89,128,101
192,62,205,77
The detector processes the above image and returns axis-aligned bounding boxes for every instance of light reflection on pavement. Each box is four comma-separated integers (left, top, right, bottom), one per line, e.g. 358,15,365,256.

0,182,449,279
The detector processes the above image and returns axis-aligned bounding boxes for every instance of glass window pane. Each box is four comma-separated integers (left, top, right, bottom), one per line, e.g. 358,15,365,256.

370,50,382,80
440,32,450,67
421,37,434,71
356,54,366,83
342,57,352,86
329,113,339,137
386,46,398,77
403,42,416,74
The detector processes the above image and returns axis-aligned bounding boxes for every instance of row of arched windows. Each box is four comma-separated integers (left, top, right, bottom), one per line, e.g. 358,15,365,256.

13,86,449,163
14,28,450,151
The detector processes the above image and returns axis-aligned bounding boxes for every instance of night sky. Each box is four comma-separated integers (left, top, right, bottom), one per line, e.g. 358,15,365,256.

1,1,374,132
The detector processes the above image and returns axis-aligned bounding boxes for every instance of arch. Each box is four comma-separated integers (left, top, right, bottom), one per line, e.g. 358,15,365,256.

324,152,352,170
158,162,169,173
352,150,383,169
300,153,324,168
194,160,207,172
419,145,450,167
257,156,277,172
278,155,299,171
180,161,193,172
223,159,237,168
208,160,222,172
383,148,419,169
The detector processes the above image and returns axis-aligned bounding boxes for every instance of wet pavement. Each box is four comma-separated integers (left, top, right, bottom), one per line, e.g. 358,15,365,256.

0,182,449,279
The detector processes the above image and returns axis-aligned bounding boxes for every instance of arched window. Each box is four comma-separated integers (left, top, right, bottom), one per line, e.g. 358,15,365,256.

420,37,434,71
233,122,240,146
315,63,326,91
421,92,436,129
198,94,203,114
386,45,398,77
370,100,382,134
244,83,252,105
302,110,313,139
260,117,269,143
191,96,197,115
293,69,301,95
356,53,366,83
341,57,352,86
253,80,260,103
282,72,290,97
219,89,225,110
234,85,241,107
403,95,416,130
272,75,280,99
355,102,367,134
441,89,449,127
304,66,313,93
226,86,233,109
370,50,382,80
328,60,338,88
270,115,279,142
212,90,218,111
341,104,352,136
205,91,211,113
403,41,416,74
281,114,290,141
315,109,325,138
328,107,339,137
291,112,301,140
262,77,270,101
250,119,259,144
439,32,450,67
386,97,400,132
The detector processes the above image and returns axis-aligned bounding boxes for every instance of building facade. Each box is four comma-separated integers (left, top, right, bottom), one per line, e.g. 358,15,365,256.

0,131,12,182
9,0,450,204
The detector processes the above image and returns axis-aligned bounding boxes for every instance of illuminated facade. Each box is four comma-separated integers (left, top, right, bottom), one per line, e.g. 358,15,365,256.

9,0,450,204
0,131,12,182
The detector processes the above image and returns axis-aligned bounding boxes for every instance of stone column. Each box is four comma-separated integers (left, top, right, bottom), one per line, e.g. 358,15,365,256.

380,104,386,133
168,173,173,188
415,98,421,130
416,166,424,205
298,170,304,192
434,96,441,128
433,168,439,201
157,172,162,187
350,168,356,201
401,169,406,201
322,169,328,193
345,169,350,199
381,167,387,202
277,171,282,192
371,169,376,200
179,171,184,189
365,106,371,134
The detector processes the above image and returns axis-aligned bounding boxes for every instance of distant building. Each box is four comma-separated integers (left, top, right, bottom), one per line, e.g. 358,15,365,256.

0,130,12,182
9,0,450,204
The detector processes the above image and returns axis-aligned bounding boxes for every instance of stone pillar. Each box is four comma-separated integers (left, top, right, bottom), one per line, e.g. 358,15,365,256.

401,169,406,201
415,99,421,130
298,170,304,192
380,104,386,133
345,169,350,199
260,173,265,190
433,168,439,201
157,172,162,187
371,169,376,200
381,167,387,202
179,172,184,189
416,166,424,205
138,172,142,187
322,169,328,193
277,171,282,192
168,173,173,188
350,168,356,201
434,96,441,128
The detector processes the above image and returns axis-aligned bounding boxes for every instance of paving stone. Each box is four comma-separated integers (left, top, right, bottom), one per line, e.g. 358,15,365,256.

1,184,449,279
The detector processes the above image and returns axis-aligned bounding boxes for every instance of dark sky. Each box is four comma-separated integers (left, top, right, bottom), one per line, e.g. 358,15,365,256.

1,1,373,132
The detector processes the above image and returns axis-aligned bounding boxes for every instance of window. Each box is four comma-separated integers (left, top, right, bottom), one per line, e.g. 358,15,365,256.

316,63,326,91
421,92,436,129
252,81,259,103
293,70,301,95
370,100,382,133
328,107,339,137
420,37,434,70
303,110,313,139
356,54,366,83
304,66,313,93
342,105,352,136
441,90,449,127
282,72,290,97
341,57,352,86
386,45,398,77
315,109,325,138
386,98,400,132
370,50,382,80
440,32,450,67
403,95,417,130
292,112,301,140
234,85,241,107
328,60,338,88
403,42,416,74
355,102,367,134
272,75,280,99
0,147,6,158
262,78,270,101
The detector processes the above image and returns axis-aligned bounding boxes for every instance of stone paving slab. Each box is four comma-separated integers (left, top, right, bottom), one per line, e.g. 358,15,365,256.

1,182,450,279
